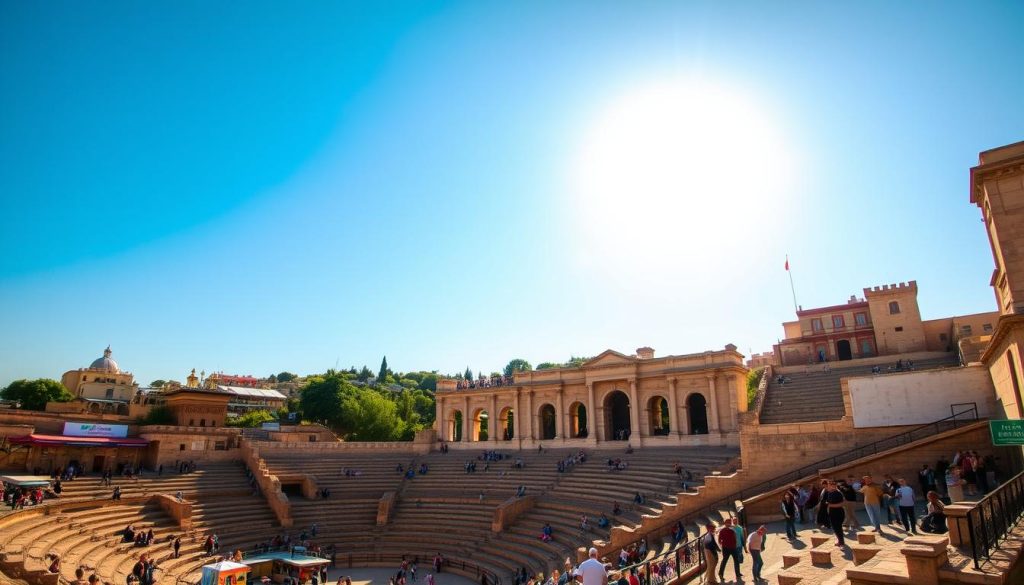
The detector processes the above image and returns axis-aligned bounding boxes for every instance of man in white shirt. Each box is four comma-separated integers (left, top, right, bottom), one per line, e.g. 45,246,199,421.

574,548,608,585
746,526,767,582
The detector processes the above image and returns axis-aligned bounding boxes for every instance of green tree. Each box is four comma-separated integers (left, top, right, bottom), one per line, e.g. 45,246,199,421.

356,366,373,382
565,356,591,368
277,372,297,382
1,379,74,411
416,372,438,392
227,409,276,428
503,359,532,378
298,373,358,432
149,379,166,388
536,362,560,370
378,357,390,382
464,367,473,381
349,391,405,441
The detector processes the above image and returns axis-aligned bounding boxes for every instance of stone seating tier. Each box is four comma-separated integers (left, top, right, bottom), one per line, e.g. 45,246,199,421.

759,355,959,424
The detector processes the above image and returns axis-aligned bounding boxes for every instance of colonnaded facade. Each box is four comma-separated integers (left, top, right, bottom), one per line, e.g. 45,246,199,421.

434,345,746,449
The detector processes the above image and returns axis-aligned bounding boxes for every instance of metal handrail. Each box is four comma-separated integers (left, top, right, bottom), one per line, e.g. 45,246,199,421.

965,469,1024,569
604,532,704,585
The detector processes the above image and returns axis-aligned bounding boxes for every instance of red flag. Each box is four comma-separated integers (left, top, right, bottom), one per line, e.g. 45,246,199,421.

785,257,789,271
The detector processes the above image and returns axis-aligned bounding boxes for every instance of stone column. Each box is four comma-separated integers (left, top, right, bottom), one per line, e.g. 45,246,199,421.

490,393,498,443
515,389,522,442
735,373,748,414
628,379,641,441
667,378,680,436
556,386,565,440
526,390,534,440
586,382,596,442
437,396,446,442
463,395,472,442
706,375,721,432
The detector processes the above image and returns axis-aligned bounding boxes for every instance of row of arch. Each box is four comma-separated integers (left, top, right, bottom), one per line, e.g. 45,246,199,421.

446,390,709,442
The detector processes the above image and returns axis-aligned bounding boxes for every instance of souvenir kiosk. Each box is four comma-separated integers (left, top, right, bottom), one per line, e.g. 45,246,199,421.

241,551,330,584
200,561,250,585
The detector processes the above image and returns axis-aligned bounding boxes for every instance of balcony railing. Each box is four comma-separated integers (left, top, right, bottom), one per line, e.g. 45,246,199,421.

965,469,1024,569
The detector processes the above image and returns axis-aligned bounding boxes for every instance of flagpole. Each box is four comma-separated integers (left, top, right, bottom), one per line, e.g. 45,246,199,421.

787,254,798,312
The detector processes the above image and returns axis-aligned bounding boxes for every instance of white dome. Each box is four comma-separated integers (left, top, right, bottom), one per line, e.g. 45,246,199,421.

89,346,120,373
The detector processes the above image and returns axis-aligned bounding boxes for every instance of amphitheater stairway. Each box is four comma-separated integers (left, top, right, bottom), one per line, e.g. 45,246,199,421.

759,355,959,425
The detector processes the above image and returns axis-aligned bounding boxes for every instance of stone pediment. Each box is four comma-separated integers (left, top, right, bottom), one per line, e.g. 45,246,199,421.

582,350,637,368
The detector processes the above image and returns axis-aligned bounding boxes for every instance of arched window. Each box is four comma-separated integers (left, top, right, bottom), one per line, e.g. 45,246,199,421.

888,301,900,315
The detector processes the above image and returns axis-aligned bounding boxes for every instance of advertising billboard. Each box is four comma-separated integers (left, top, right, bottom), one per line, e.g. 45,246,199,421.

63,422,130,438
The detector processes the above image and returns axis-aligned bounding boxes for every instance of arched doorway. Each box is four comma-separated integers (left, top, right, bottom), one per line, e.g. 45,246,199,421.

687,394,708,435
604,391,631,440
539,404,556,440
647,396,670,436
568,401,588,438
499,407,515,440
450,410,463,442
473,409,489,441
836,339,853,361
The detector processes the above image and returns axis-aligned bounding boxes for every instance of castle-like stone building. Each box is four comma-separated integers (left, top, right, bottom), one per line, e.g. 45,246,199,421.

774,282,998,366
435,345,746,449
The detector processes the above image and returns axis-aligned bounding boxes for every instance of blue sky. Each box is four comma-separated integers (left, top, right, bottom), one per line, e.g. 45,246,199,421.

2,2,1023,387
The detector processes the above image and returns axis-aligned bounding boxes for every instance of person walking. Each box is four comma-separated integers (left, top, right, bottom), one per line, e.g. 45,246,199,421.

746,526,768,583
717,518,741,582
823,480,847,547
839,479,861,530
895,479,918,535
781,492,798,539
858,475,885,532
700,524,719,585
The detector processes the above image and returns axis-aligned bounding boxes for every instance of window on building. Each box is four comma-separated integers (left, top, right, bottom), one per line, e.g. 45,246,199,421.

179,444,186,451
983,323,993,332
895,326,904,332
214,441,227,451
961,325,973,335
812,318,824,332
200,419,206,427
105,388,114,399
860,340,873,356
189,419,194,426
855,313,867,326
833,315,845,328
889,301,900,315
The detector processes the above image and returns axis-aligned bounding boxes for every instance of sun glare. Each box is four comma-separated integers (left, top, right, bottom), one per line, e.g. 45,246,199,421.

569,79,794,281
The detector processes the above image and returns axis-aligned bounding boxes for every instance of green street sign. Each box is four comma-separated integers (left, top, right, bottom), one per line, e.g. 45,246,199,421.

990,420,1024,446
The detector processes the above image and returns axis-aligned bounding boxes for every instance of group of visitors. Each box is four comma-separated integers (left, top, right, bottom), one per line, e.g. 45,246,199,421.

607,458,629,471
3,484,46,509
455,375,515,390
122,524,155,547
556,450,587,472
778,448,1003,547
127,553,158,585
339,467,363,477
701,518,769,583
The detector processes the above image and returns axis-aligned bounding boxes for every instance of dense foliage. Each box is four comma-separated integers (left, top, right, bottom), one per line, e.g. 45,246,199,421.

0,378,74,411
746,367,765,408
298,368,435,441
226,409,276,428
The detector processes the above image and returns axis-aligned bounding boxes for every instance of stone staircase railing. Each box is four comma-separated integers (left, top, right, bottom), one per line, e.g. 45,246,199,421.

238,437,293,528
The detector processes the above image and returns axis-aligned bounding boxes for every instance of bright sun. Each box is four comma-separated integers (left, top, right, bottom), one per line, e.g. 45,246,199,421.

569,78,794,281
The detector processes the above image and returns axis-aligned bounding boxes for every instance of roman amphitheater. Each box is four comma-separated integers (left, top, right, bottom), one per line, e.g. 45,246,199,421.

2,141,1024,585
